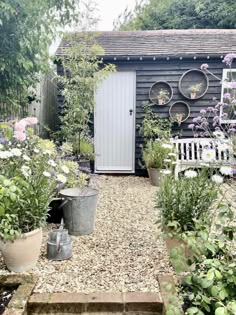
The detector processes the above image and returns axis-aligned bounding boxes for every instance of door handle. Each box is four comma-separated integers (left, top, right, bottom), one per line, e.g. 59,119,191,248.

129,109,133,115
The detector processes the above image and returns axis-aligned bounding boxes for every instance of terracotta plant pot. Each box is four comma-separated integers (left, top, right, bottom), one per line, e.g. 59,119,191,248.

190,92,196,99
158,98,164,105
148,168,162,186
0,228,42,272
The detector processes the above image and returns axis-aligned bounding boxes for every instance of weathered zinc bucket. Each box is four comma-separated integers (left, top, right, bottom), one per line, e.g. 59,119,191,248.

59,187,98,236
47,225,72,261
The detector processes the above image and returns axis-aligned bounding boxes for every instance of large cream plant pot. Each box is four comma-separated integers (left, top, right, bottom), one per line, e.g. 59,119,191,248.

0,228,42,272
148,168,162,186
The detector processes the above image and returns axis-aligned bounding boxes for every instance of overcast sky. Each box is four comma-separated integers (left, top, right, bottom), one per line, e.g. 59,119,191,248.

96,0,136,30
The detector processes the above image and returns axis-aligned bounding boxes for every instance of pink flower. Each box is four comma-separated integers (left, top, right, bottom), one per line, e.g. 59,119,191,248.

200,109,206,115
230,81,236,89
22,117,38,126
14,120,27,132
200,64,209,70
223,93,231,100
14,131,26,141
223,53,236,66
188,124,195,129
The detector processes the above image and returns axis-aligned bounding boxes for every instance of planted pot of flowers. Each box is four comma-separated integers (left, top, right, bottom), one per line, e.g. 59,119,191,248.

0,118,81,272
188,82,203,99
156,88,170,105
156,170,218,270
143,140,175,186
72,136,94,171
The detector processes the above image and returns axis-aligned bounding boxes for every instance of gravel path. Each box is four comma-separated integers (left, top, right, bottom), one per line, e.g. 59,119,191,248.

0,175,172,293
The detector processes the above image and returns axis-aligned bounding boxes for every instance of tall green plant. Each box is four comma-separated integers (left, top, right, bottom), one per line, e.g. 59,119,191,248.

157,171,218,233
58,33,115,145
0,0,78,116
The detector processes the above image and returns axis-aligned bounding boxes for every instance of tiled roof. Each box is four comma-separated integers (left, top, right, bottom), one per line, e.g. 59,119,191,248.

56,29,236,58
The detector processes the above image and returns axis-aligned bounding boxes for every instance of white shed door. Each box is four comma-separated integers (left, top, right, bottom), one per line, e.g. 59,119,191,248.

95,72,136,173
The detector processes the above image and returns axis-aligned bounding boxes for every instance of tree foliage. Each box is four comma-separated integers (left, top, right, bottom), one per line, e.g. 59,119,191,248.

114,0,236,31
0,0,78,115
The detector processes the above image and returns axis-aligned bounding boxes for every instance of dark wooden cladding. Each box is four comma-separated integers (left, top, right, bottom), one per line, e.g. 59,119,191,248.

113,58,230,173
57,57,236,174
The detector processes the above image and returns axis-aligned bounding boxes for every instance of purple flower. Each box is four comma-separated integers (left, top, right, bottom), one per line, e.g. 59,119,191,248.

201,64,209,70
229,128,236,133
193,116,202,123
200,109,207,115
207,107,214,112
188,124,195,129
213,116,220,123
230,81,236,89
215,102,224,108
223,93,231,100
213,108,218,113
223,53,236,66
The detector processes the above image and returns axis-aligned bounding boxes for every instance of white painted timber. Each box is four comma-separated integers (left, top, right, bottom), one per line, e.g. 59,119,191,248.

95,72,136,173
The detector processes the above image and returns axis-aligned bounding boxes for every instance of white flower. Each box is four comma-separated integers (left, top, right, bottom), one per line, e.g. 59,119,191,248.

213,131,225,140
184,170,198,178
162,143,173,149
164,159,172,163
171,161,177,165
44,149,53,155
23,154,31,161
212,174,223,184
160,170,172,175
168,153,176,157
48,159,56,167
43,171,51,177
0,151,13,159
11,148,22,156
0,144,4,150
34,148,40,153
61,165,69,174
21,165,31,177
220,166,233,176
57,174,67,184
201,149,215,162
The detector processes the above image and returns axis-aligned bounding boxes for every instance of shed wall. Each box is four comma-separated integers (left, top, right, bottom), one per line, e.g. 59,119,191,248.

57,58,232,174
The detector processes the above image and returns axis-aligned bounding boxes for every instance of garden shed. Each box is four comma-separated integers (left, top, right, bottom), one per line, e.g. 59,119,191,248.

56,29,236,174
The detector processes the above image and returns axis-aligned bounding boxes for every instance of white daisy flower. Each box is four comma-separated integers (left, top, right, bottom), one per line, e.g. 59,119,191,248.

21,165,31,177
0,144,4,150
23,154,31,161
61,165,69,174
57,174,67,184
213,131,225,140
34,148,40,153
11,148,22,156
184,170,198,178
164,159,172,163
160,170,172,175
43,171,51,177
212,174,223,184
0,151,13,159
162,143,173,149
168,153,176,157
48,159,56,167
202,149,215,162
220,166,233,176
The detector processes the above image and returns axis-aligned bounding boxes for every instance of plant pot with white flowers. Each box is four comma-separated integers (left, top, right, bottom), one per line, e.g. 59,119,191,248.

0,118,81,272
142,140,175,186
188,82,203,99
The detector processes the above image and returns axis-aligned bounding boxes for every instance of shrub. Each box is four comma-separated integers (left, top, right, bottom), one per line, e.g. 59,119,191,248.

157,171,218,232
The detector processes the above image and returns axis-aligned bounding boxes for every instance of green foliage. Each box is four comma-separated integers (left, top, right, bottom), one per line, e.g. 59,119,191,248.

156,171,218,233
73,137,94,160
114,0,236,31
143,140,174,169
0,0,78,116
58,33,116,142
139,103,172,141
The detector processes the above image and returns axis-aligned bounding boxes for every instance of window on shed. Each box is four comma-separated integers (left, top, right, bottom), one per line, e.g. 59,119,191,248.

220,69,236,123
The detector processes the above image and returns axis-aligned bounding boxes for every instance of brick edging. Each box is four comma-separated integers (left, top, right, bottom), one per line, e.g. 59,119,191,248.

0,275,38,315
28,292,163,313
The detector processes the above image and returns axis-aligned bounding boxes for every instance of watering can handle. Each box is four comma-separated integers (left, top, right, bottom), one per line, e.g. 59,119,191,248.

56,232,62,252
58,199,69,210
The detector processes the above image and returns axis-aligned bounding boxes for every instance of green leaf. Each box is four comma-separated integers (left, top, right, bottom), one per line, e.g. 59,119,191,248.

187,307,199,314
215,307,225,315
211,285,219,297
201,279,213,288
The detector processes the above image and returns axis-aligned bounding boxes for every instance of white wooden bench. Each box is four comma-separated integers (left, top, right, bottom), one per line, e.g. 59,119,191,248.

172,138,234,178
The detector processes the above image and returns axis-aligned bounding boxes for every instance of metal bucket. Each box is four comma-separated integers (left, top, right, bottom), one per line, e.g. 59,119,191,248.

47,228,72,261
59,187,99,236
